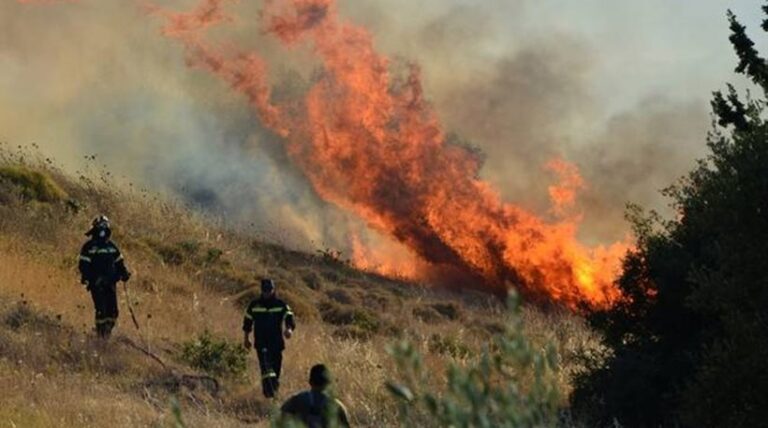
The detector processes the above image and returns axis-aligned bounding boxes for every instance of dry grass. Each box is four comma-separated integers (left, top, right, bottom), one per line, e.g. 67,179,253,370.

0,147,603,427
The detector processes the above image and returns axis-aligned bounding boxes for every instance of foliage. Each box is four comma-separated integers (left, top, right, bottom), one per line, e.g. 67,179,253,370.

573,5,768,427
428,334,471,359
179,330,248,379
170,396,186,428
318,301,381,334
386,294,561,428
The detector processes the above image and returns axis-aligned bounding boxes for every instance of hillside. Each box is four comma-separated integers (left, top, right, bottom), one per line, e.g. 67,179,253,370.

0,146,600,427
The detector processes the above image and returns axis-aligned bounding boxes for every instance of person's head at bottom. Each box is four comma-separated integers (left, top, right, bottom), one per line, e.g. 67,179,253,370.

281,364,350,427
309,364,332,392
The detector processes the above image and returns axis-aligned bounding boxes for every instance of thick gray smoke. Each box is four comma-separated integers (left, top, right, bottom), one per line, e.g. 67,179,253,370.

1,0,756,253
0,0,351,249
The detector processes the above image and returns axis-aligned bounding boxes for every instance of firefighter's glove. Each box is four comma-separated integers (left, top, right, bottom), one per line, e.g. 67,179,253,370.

284,328,293,339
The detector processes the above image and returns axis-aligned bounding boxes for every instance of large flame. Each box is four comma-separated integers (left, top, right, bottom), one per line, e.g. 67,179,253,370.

150,0,630,309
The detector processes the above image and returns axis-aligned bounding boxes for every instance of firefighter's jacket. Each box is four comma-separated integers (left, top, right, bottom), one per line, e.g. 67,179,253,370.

243,296,296,351
78,239,129,285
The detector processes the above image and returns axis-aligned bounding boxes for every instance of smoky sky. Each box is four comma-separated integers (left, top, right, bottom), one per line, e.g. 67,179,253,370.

1,0,764,251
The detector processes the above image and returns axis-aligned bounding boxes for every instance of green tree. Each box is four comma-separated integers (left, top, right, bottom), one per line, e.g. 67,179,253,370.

573,4,768,427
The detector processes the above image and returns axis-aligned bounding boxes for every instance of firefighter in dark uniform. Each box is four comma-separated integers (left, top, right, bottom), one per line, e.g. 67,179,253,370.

243,278,296,398
78,215,131,339
280,364,351,428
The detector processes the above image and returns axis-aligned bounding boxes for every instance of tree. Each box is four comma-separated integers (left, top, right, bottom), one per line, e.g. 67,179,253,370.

572,4,768,427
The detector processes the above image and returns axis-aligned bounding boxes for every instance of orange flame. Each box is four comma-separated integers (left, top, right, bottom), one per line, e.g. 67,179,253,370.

350,233,421,280
154,0,632,309
546,158,585,219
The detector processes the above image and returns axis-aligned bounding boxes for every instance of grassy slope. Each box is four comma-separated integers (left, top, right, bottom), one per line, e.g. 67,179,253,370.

0,148,600,427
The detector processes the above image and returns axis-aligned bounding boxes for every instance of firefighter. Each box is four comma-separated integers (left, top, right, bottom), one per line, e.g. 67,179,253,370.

78,215,131,339
243,278,296,398
280,364,351,428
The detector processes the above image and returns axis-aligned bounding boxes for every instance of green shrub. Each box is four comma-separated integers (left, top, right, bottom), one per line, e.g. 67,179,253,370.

318,301,380,335
428,334,471,359
203,247,224,265
387,294,561,427
180,330,248,379
0,166,66,202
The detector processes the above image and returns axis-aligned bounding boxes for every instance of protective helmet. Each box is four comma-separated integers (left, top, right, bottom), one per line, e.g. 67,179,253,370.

92,215,110,230
86,215,112,239
260,278,276,293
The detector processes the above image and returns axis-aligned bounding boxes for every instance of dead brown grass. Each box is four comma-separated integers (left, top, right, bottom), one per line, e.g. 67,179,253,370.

0,147,603,427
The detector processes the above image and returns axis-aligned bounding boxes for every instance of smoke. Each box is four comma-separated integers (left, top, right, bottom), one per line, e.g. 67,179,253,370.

4,0,720,305
576,98,710,242
0,0,355,249
337,0,713,244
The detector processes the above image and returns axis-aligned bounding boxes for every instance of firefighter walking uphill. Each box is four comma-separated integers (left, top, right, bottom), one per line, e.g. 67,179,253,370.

243,278,296,398
78,215,131,339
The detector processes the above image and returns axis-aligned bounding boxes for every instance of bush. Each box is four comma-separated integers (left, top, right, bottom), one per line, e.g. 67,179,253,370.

387,299,562,428
203,247,224,265
428,334,471,359
0,165,66,202
180,331,248,379
318,301,381,334
387,294,561,427
573,6,768,426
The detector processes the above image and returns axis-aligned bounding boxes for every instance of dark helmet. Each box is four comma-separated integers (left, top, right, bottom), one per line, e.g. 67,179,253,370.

86,215,112,239
261,278,276,293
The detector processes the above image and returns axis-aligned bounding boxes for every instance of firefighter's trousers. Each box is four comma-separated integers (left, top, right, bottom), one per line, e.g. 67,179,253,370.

89,280,118,338
256,346,283,398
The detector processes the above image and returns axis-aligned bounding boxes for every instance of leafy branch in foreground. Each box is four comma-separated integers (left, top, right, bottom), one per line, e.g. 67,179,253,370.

386,293,561,428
